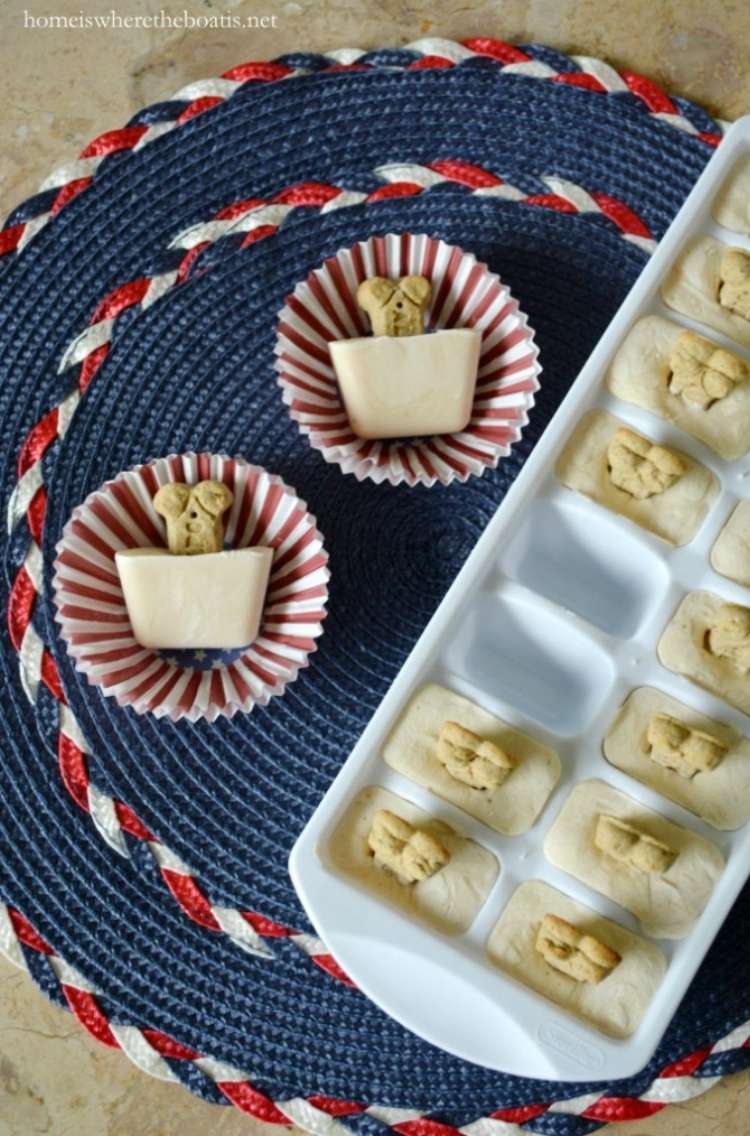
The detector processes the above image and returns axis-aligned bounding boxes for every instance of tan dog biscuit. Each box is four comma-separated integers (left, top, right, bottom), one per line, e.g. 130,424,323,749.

437,720,515,790
607,427,685,499
594,814,677,875
535,913,621,984
154,480,233,555
367,808,450,884
357,274,432,337
646,712,727,779
719,248,750,321
669,329,748,409
708,602,750,674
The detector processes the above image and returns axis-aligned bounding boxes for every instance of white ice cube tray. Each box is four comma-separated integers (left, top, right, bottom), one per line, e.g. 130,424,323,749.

290,116,750,1082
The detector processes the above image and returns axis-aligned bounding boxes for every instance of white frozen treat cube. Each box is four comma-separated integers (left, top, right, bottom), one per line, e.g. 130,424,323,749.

116,546,273,650
329,328,481,439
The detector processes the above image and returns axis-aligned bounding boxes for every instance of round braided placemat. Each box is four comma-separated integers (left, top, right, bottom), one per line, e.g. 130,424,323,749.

1,37,749,1133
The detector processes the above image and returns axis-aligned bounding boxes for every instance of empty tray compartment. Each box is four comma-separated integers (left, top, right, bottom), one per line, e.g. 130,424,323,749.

445,590,616,736
502,498,670,638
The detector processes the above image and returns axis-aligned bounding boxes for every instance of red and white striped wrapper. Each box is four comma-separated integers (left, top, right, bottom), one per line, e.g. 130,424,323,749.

274,232,541,487
52,453,330,723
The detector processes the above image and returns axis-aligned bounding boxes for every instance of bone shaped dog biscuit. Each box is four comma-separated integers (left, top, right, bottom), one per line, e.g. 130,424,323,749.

594,814,677,875
607,427,685,499
669,329,748,408
535,913,621,984
356,275,432,337
367,809,450,884
437,720,515,790
719,248,750,321
153,480,234,555
646,712,727,779
708,602,750,674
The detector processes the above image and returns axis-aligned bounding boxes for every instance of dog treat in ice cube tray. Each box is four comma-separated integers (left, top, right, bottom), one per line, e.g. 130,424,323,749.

326,786,498,935
662,237,750,349
713,155,750,234
367,809,450,884
544,780,724,938
382,684,560,836
593,815,677,875
712,502,750,586
719,248,750,321
116,479,273,651
607,316,750,460
535,913,620,984
646,714,726,778
486,881,667,1039
669,329,747,407
659,592,750,716
708,603,750,671
437,721,515,790
606,427,685,498
328,273,481,440
604,688,750,830
556,410,718,545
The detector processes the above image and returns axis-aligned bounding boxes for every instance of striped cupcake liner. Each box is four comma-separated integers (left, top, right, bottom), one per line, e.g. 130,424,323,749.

52,452,329,722
274,233,541,487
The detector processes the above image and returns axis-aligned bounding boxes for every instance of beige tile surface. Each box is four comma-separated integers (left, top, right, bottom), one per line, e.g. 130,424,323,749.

1,0,749,1131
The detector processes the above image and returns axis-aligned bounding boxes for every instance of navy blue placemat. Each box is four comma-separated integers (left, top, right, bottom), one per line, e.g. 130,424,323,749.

0,38,747,1133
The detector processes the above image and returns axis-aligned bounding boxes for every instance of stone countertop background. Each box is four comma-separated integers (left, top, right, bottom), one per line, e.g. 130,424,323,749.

0,0,749,1132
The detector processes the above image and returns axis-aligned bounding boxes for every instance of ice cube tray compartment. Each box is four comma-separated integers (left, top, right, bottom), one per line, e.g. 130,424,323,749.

501,497,671,638
291,118,750,1082
445,586,617,735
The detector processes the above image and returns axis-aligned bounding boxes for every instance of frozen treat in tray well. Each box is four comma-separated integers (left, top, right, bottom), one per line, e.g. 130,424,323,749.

326,786,498,934
713,156,750,234
543,780,724,938
659,592,750,716
382,683,560,835
711,502,750,585
604,687,750,830
662,237,750,349
328,273,481,440
606,316,750,460
555,409,718,545
486,881,666,1039
116,479,273,650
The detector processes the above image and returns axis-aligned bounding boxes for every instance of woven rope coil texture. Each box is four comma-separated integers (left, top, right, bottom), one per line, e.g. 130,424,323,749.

0,39,747,1133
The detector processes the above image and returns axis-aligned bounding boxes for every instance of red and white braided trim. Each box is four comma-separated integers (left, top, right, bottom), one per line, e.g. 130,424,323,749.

0,36,723,261
169,163,657,258
55,703,351,983
0,900,746,1132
